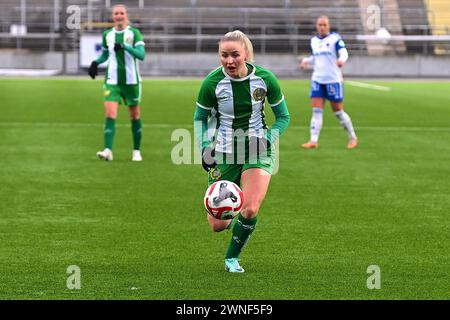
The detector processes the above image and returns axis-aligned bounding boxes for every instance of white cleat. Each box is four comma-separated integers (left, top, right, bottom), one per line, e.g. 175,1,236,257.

132,150,143,162
96,148,113,161
225,258,245,273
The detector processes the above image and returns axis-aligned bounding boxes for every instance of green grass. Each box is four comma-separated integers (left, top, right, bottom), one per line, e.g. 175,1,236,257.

0,78,449,299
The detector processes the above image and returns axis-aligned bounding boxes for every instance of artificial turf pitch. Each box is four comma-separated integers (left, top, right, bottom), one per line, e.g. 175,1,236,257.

0,78,449,299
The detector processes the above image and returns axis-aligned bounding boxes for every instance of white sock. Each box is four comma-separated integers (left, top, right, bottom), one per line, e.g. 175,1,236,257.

310,107,323,143
334,110,357,140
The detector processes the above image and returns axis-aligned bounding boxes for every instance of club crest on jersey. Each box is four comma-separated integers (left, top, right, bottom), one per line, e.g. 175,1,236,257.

252,88,266,102
209,167,222,181
125,36,133,45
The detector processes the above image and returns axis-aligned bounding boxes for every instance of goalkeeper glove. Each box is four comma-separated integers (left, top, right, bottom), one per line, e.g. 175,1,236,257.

114,43,124,51
202,147,217,172
88,61,98,79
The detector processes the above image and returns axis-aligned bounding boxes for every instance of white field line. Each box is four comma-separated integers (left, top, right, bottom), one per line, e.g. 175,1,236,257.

0,122,449,132
345,80,392,92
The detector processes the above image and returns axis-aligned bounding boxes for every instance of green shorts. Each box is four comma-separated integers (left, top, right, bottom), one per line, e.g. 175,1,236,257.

103,83,141,106
207,151,276,186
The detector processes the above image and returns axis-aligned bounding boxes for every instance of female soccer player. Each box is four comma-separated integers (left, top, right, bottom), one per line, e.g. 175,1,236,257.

300,16,358,149
88,4,145,161
194,30,290,273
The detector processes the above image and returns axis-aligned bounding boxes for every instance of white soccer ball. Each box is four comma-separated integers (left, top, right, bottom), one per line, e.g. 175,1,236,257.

204,180,244,220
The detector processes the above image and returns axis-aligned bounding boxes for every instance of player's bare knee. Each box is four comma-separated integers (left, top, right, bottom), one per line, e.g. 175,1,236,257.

331,103,343,112
242,205,259,219
129,112,140,120
128,106,140,120
105,108,117,118
208,218,227,232
106,112,117,119
210,221,227,232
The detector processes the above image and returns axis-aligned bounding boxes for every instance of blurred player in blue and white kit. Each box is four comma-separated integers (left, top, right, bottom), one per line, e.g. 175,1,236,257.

300,16,358,149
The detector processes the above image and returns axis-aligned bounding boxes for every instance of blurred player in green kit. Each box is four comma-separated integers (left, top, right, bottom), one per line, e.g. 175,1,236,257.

88,4,145,161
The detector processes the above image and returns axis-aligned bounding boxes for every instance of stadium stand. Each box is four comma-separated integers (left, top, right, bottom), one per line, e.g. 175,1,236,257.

99,0,366,54
0,0,449,76
427,0,450,34
359,0,406,55
397,0,432,54
426,0,450,54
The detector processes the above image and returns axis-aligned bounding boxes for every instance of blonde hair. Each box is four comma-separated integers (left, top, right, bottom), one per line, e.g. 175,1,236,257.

112,4,128,13
219,30,254,63
112,4,130,24
317,15,329,23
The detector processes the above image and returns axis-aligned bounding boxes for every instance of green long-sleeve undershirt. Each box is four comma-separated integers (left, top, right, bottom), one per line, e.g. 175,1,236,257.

123,44,145,60
193,107,210,151
267,99,290,143
95,49,109,64
95,44,145,64
193,100,290,151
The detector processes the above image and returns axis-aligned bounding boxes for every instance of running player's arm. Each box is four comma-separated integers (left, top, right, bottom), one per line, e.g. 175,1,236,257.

301,39,315,67
335,36,348,67
95,31,110,64
301,53,315,66
193,107,211,151
193,79,216,151
123,28,146,61
95,50,109,64
123,44,145,60
265,72,290,143
268,102,290,144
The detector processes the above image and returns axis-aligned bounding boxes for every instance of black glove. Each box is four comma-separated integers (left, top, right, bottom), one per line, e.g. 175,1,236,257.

114,43,124,51
202,147,217,172
88,61,98,79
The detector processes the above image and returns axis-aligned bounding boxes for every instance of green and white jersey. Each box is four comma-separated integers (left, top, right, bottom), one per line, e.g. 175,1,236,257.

102,26,145,85
196,63,284,153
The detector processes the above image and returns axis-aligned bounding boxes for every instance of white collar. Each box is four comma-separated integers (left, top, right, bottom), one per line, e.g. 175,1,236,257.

114,25,129,33
222,63,255,81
